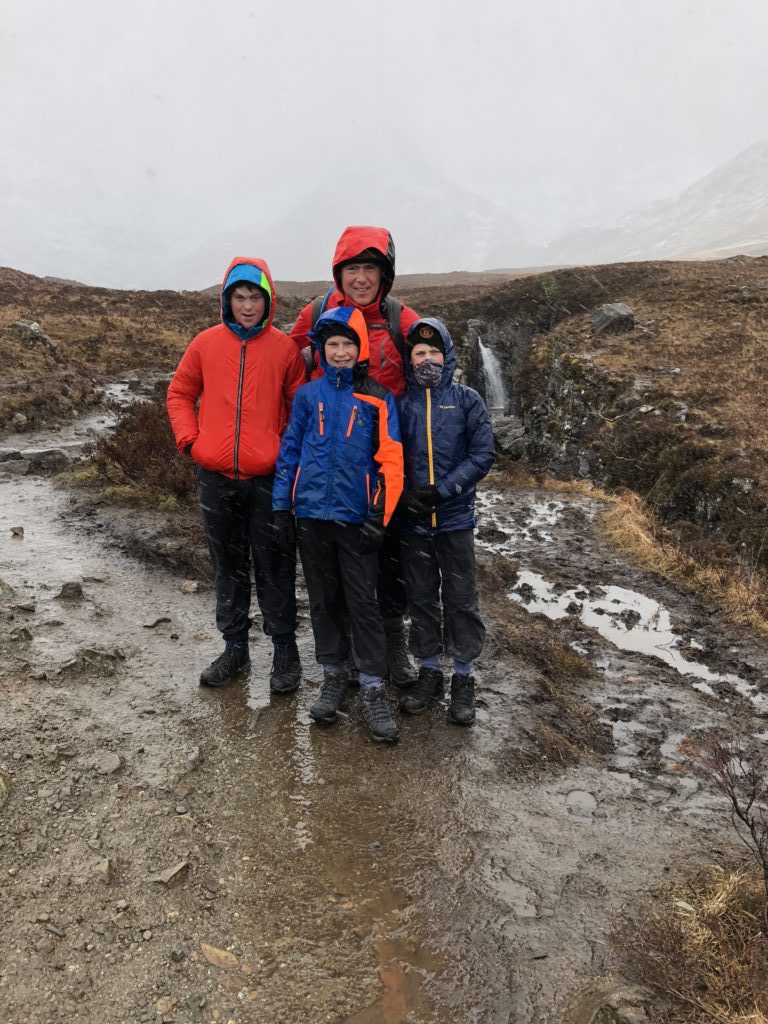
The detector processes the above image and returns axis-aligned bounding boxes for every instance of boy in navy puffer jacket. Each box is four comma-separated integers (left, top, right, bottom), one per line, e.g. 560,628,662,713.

397,318,495,725
273,307,404,743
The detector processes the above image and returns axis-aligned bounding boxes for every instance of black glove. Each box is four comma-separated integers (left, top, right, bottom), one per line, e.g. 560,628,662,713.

272,511,296,552
401,485,442,516
358,520,385,554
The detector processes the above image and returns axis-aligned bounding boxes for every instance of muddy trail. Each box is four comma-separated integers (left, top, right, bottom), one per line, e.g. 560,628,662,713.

2,415,768,1024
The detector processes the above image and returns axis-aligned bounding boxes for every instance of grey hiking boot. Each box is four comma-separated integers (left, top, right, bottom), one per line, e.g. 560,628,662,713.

359,685,399,744
309,670,348,725
398,666,444,714
269,641,302,694
448,673,476,726
384,618,417,688
199,642,250,688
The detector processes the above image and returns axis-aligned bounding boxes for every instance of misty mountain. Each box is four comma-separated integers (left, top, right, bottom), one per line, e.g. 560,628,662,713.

547,139,768,265
176,169,546,288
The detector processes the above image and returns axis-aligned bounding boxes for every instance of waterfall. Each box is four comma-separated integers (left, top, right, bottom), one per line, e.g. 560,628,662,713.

478,338,506,411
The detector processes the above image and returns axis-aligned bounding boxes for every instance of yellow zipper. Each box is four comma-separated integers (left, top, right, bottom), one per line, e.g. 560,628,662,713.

426,389,437,528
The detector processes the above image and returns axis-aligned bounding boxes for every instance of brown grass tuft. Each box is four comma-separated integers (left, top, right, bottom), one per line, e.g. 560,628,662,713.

621,865,768,1024
601,489,768,632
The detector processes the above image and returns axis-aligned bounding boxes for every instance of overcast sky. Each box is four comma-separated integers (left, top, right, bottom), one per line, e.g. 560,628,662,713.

2,0,767,288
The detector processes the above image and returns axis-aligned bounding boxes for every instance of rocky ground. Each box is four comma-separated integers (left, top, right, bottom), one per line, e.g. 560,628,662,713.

2,409,767,1024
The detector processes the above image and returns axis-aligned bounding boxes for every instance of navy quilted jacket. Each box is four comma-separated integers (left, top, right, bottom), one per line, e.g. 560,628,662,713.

397,318,495,535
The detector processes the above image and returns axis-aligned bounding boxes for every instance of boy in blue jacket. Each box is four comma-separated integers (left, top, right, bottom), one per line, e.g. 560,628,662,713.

397,318,495,725
272,307,404,743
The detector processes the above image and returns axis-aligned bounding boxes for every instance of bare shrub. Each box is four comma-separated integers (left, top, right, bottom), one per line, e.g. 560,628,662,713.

678,736,768,912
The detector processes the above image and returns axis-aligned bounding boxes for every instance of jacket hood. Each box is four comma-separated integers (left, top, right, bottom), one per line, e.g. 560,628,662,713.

404,317,456,388
220,257,276,341
311,305,370,387
331,226,396,301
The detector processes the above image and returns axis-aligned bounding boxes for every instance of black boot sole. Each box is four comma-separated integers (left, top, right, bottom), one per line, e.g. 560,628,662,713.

309,711,339,725
448,710,476,726
199,663,251,688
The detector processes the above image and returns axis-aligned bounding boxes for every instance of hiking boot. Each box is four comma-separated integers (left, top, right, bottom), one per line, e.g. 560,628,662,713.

398,666,444,714
448,673,476,726
359,685,399,744
269,641,302,694
385,627,417,688
309,670,348,725
199,642,250,688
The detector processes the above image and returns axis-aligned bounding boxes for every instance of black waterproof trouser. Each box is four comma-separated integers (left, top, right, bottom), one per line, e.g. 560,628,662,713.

198,469,297,644
377,514,408,619
297,519,387,677
400,528,485,664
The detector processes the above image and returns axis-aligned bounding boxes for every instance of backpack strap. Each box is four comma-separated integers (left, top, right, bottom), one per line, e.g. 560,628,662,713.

310,286,336,329
378,296,404,360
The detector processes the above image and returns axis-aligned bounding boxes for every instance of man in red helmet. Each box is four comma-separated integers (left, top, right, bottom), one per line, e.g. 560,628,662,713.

291,226,420,686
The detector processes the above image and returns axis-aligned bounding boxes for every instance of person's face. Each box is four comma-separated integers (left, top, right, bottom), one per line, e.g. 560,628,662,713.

230,285,266,329
410,342,445,366
324,334,359,368
340,261,382,307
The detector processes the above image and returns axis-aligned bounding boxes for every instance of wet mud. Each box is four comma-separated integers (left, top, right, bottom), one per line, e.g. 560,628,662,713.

2,416,768,1023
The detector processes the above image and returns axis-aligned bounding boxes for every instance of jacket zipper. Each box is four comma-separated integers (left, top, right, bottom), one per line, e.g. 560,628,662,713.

346,405,358,436
318,402,325,436
233,340,247,479
425,388,437,528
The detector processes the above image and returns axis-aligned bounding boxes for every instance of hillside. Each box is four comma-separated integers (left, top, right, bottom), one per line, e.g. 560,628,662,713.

548,140,768,265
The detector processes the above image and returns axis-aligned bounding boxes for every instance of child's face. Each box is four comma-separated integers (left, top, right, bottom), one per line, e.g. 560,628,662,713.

230,285,266,329
411,343,444,366
324,335,359,368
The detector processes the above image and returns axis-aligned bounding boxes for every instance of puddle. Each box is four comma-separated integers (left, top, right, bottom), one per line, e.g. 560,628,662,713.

509,570,767,711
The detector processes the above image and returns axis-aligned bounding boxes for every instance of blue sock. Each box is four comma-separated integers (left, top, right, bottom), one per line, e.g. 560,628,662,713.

453,659,474,676
419,655,440,669
322,663,342,674
359,673,383,688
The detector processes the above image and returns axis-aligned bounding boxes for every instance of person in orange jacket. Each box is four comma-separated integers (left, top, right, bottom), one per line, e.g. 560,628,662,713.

290,226,420,687
167,257,306,692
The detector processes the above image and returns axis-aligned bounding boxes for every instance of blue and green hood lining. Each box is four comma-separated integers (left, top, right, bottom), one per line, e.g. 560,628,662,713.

220,257,275,341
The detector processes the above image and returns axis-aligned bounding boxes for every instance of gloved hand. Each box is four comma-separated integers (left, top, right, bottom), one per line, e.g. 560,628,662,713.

401,485,442,516
272,511,296,552
358,520,385,554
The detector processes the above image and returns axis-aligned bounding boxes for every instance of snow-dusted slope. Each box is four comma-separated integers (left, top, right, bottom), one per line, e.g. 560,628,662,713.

548,139,768,265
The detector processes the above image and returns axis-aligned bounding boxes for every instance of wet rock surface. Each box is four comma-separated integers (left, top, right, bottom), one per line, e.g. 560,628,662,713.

2,434,768,1021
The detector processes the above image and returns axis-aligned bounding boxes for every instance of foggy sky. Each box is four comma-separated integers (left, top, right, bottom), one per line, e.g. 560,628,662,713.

2,0,767,289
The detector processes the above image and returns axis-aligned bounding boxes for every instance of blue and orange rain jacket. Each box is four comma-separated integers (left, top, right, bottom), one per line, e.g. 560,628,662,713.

398,318,496,535
273,306,404,527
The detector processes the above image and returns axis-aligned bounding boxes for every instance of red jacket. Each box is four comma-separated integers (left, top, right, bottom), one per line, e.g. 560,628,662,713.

290,226,419,397
167,257,306,479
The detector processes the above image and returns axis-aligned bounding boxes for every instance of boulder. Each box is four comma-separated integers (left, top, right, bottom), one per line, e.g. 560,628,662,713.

588,303,635,335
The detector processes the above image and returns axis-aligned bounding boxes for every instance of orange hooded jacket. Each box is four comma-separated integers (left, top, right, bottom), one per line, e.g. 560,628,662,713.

290,226,420,397
166,258,306,479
